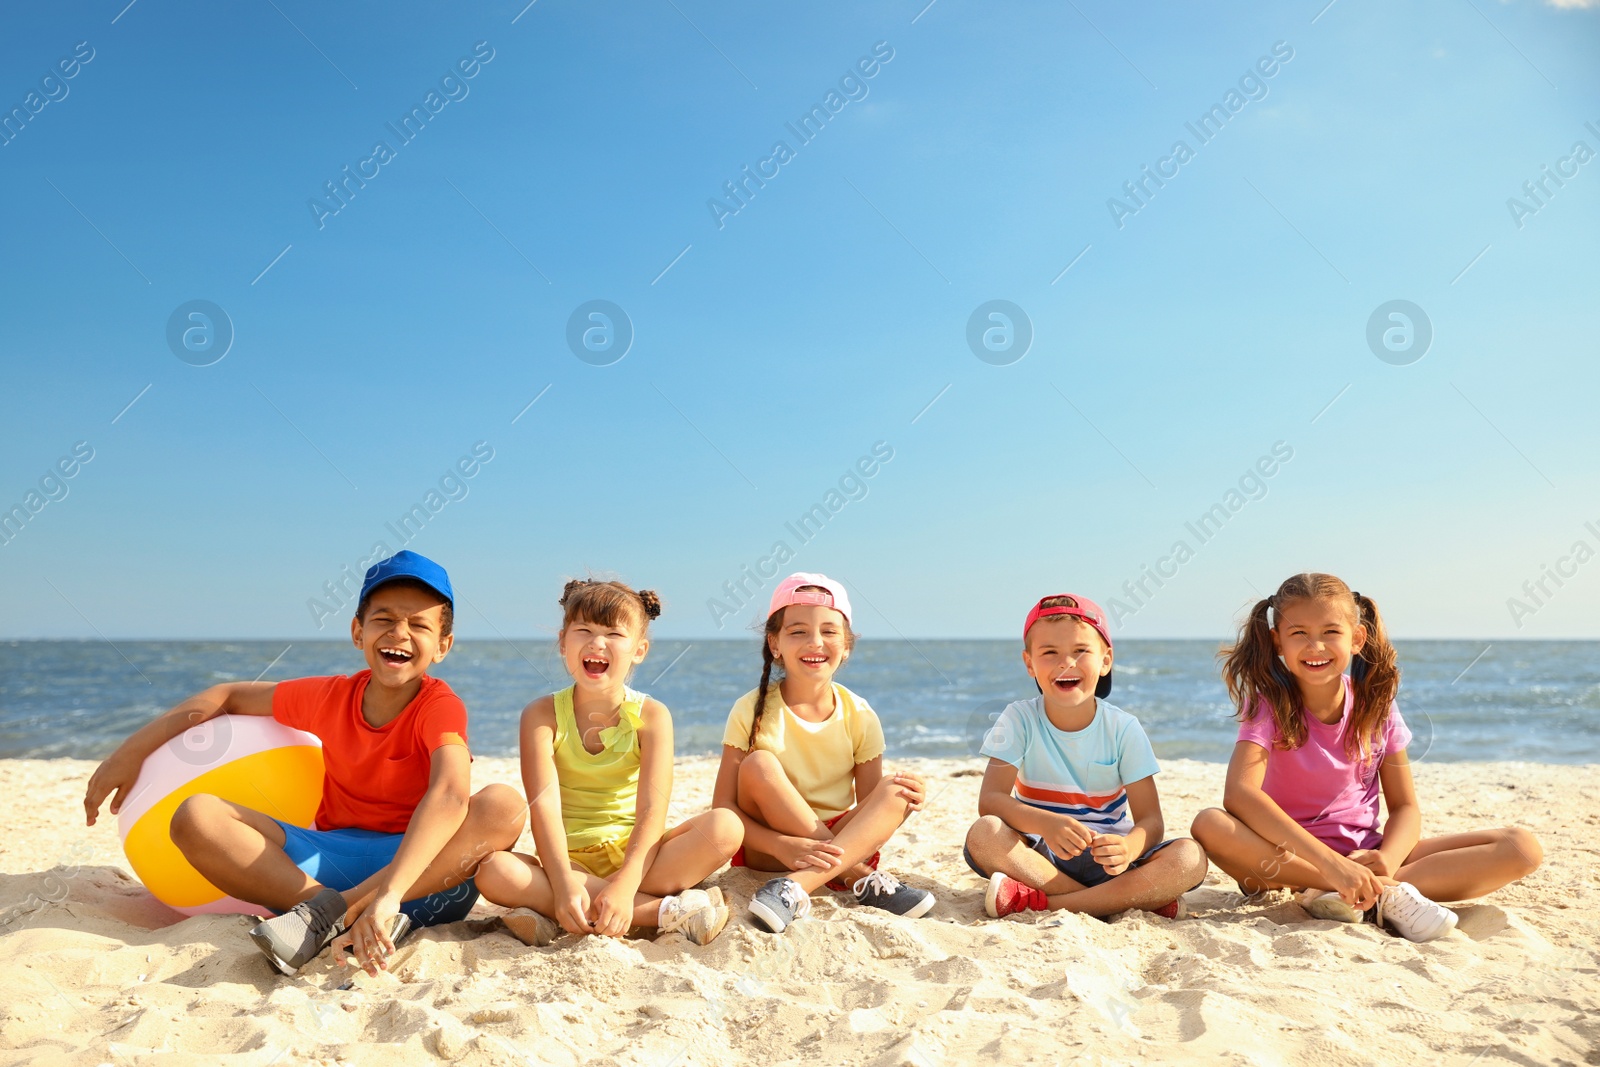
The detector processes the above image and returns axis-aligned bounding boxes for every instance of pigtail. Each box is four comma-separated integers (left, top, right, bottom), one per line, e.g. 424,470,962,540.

1347,591,1400,762
558,576,657,634
744,584,852,751
1224,572,1401,756
1220,596,1306,750
748,638,777,750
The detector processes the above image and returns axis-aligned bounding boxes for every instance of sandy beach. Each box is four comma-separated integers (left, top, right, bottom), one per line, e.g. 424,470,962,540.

0,755,1594,1066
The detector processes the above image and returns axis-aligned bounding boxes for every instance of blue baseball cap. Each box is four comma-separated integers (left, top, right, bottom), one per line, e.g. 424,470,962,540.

359,550,454,607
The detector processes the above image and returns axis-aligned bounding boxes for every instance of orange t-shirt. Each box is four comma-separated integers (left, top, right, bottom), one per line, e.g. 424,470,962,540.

272,671,469,833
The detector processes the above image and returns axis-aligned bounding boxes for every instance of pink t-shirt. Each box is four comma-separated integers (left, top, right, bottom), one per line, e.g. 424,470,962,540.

1236,677,1411,854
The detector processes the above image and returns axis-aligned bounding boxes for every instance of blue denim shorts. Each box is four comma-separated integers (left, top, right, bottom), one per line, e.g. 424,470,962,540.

964,832,1183,889
275,821,479,927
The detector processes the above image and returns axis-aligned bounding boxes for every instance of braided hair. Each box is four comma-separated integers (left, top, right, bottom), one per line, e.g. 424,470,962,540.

747,586,856,749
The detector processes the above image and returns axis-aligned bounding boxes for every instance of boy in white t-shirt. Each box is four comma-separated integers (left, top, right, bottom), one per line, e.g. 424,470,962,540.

965,594,1209,918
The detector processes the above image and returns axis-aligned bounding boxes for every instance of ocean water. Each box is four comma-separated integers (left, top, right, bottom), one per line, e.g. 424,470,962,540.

2,639,1597,764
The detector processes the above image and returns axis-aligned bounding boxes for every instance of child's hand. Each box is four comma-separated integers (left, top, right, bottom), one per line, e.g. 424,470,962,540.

589,879,634,938
1089,834,1133,876
1324,853,1385,911
336,893,403,977
1346,849,1391,877
83,751,142,826
773,835,845,874
553,879,593,937
1043,816,1095,860
891,772,926,811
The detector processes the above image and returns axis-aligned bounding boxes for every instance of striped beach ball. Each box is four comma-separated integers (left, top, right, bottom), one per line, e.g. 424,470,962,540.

116,714,323,916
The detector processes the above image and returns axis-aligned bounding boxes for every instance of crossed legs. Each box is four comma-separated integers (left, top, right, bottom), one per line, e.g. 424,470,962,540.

475,808,743,928
169,783,527,924
1190,808,1542,902
735,750,912,894
964,815,1208,916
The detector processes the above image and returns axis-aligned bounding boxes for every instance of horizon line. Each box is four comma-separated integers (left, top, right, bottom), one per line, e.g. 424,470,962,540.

4,635,1597,644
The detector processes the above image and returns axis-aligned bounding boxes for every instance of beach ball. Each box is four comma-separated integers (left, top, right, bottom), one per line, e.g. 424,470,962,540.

117,714,323,916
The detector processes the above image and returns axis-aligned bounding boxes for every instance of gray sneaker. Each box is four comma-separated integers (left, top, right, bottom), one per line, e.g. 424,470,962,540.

852,871,935,918
748,877,812,933
248,887,348,975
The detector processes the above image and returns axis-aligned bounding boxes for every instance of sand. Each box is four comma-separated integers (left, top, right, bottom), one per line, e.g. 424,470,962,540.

0,755,1594,1067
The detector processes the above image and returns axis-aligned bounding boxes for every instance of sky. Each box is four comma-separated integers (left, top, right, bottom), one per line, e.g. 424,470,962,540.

2,0,1597,642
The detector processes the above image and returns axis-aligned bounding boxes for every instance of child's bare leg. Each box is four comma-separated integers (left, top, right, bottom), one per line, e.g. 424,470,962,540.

1394,827,1542,902
1190,807,1336,894
476,851,558,912
174,784,527,921
1041,840,1209,916
789,776,911,894
636,810,743,898
337,784,528,923
968,817,1208,915
736,751,872,883
169,795,317,911
481,810,742,931
586,810,744,927
964,815,1089,896
476,852,621,919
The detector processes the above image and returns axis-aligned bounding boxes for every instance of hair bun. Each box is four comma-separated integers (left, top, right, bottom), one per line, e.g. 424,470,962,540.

558,578,589,607
637,589,662,620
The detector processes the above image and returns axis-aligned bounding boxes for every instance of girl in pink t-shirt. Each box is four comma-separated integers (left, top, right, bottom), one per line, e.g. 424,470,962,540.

1191,573,1542,942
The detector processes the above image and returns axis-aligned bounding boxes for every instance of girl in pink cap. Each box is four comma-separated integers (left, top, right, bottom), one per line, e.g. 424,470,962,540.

711,572,935,932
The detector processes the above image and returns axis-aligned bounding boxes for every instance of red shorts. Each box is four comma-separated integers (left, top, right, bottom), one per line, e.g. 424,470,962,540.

729,811,881,891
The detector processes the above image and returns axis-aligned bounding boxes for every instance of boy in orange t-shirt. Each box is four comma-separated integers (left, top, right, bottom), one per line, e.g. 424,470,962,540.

84,551,525,975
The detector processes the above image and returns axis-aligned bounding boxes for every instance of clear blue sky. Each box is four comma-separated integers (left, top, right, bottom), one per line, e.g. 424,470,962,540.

2,0,1597,641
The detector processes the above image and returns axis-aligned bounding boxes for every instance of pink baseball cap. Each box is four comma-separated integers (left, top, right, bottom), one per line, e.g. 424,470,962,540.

1024,593,1113,697
768,572,852,624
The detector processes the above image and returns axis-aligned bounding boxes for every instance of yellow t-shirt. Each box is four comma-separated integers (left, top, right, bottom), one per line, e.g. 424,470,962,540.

721,683,886,820
552,684,645,851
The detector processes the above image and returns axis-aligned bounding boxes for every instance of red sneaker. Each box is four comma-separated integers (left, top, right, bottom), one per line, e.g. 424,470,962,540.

1150,898,1185,920
985,873,1049,918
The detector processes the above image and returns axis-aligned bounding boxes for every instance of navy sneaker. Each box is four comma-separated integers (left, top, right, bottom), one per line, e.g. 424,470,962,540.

748,877,812,933
852,871,935,919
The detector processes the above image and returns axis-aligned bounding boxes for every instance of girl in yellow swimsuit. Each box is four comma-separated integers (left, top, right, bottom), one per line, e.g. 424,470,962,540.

476,579,743,945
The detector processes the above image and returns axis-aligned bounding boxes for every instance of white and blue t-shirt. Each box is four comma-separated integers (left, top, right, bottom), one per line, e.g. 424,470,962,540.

980,697,1160,836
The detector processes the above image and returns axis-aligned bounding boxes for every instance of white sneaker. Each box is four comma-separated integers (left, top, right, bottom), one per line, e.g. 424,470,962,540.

1297,888,1364,924
658,887,730,946
1375,882,1458,943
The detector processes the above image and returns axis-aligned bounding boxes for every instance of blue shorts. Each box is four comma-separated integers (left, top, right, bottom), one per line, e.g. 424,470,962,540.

963,832,1185,889
275,822,479,927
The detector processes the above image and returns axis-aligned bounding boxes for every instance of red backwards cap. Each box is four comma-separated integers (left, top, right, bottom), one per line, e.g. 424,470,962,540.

1023,594,1113,697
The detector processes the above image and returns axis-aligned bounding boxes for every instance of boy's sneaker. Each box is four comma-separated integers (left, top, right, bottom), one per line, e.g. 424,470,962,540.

249,886,348,976
501,907,561,947
1374,882,1458,943
851,871,935,919
748,877,812,933
658,887,731,946
1150,897,1186,920
985,872,1048,918
1297,888,1364,924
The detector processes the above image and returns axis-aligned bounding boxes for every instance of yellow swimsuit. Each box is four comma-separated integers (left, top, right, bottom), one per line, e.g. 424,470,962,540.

553,685,643,878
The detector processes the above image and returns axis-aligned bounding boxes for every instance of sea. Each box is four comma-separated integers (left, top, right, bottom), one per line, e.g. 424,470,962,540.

2,639,1596,764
